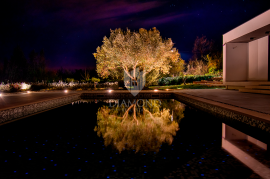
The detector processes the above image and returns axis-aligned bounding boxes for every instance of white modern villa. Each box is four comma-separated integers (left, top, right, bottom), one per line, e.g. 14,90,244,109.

223,9,270,94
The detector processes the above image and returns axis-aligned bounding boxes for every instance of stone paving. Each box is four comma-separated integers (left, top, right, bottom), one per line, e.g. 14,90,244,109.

0,91,79,110
176,89,270,114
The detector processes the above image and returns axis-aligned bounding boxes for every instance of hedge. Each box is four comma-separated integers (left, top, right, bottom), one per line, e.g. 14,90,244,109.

158,75,218,86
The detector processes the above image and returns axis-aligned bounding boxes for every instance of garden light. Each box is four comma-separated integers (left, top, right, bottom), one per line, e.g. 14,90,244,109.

108,90,113,93
64,90,68,93
0,93,2,96
27,91,31,93
166,89,169,91
154,89,158,92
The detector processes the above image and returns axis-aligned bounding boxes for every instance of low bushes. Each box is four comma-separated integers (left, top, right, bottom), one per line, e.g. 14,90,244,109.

0,82,31,92
158,75,219,86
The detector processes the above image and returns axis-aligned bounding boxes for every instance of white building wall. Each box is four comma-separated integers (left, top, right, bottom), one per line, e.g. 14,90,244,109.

258,36,269,80
225,43,248,82
249,40,258,80
225,124,246,140
248,36,269,81
223,45,227,82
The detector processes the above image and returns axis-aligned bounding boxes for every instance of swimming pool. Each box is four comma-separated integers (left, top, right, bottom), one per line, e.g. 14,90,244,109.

1,99,268,179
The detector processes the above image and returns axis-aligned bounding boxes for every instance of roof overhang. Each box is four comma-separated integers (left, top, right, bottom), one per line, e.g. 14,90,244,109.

223,9,270,44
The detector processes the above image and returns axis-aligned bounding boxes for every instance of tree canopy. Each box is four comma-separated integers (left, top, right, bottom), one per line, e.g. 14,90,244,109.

93,27,180,83
192,35,214,61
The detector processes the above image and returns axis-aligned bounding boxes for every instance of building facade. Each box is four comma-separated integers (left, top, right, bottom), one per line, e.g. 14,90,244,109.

223,10,270,93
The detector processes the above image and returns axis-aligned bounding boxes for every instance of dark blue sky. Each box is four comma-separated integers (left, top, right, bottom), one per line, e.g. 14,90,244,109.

0,0,269,70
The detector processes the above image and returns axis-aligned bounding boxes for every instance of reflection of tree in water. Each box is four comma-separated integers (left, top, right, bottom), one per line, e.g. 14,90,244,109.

94,99,185,153
161,99,185,123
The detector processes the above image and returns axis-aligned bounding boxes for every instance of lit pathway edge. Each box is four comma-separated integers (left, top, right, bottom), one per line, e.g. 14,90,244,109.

0,94,80,126
0,91,270,133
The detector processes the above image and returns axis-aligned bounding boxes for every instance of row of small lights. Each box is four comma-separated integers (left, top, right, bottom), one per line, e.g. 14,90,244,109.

0,89,169,97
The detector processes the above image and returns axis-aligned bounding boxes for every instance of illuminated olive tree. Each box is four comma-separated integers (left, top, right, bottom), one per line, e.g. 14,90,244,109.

94,99,184,153
93,27,180,83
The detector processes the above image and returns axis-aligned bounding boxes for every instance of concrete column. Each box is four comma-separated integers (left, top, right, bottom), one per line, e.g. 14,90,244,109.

268,35,270,81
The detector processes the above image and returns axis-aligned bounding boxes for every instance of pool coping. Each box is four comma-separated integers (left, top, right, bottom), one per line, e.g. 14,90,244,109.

173,92,270,124
0,90,269,131
173,92,270,134
0,93,80,126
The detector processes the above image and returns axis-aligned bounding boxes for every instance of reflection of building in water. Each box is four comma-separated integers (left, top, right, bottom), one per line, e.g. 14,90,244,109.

222,123,270,178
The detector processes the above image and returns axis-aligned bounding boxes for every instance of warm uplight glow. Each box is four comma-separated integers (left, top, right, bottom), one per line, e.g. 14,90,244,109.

65,90,68,93
166,89,169,91
21,83,31,90
27,91,31,93
0,93,2,96
154,89,158,92
108,90,112,93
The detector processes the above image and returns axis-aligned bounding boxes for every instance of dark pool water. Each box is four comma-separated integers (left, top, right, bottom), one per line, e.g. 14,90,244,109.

0,99,268,179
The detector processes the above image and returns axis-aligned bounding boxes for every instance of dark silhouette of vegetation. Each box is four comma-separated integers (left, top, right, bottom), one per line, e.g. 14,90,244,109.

192,35,214,62
0,46,102,83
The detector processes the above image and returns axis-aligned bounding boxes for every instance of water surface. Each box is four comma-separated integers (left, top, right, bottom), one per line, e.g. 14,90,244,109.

0,99,267,179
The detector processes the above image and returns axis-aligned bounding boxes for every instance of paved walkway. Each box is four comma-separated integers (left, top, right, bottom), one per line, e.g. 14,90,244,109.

176,89,270,114
0,91,79,110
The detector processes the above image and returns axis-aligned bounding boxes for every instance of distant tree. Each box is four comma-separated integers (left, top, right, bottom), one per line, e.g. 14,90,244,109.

39,49,46,80
0,60,3,81
6,46,28,82
45,70,59,82
28,49,47,82
93,27,179,86
28,50,38,82
92,77,100,88
186,59,208,76
81,68,91,81
169,57,185,77
192,35,214,61
203,51,223,75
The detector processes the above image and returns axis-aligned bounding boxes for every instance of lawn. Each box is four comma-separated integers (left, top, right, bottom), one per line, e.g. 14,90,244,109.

149,83,226,90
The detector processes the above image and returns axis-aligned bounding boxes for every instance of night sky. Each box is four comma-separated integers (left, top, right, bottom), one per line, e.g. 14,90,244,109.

1,0,269,70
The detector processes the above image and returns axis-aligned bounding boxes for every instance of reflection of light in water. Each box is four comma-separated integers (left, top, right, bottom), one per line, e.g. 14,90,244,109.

72,99,120,106
171,110,173,121
222,123,270,179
